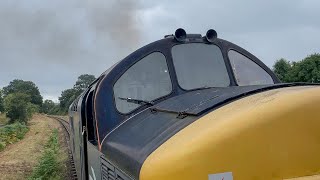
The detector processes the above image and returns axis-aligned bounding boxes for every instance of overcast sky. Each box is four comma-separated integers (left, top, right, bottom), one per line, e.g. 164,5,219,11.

1,0,320,102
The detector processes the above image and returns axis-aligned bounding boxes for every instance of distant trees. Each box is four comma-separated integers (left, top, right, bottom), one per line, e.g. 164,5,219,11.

58,74,96,113
273,54,320,83
2,80,42,123
41,100,56,114
273,58,291,82
2,79,43,106
0,89,4,113
0,74,96,121
59,89,77,113
73,74,96,95
289,54,320,83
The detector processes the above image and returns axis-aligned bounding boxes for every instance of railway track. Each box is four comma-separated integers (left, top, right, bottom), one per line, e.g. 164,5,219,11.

48,116,78,180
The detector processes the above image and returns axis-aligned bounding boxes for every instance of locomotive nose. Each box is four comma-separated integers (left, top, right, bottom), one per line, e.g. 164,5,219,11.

140,86,320,180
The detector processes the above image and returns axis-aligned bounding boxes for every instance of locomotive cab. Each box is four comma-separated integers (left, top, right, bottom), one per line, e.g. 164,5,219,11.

69,29,320,180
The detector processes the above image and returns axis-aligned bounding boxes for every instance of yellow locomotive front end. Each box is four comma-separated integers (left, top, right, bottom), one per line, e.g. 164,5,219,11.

141,86,320,180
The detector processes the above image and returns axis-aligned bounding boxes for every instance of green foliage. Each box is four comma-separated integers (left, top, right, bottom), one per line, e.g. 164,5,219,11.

4,93,34,123
0,123,29,151
59,88,77,113
0,89,4,113
273,58,292,82
73,74,96,94
29,129,62,180
50,104,66,115
0,113,8,125
58,74,96,114
2,79,43,106
27,103,40,118
0,141,5,151
41,99,56,114
1,80,42,122
288,54,320,83
272,53,320,83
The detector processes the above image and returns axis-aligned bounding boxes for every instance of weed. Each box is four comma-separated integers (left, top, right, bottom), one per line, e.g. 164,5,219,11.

29,129,62,180
0,122,29,151
0,141,5,151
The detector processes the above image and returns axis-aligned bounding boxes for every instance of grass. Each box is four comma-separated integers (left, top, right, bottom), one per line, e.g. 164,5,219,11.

0,122,29,151
29,129,63,180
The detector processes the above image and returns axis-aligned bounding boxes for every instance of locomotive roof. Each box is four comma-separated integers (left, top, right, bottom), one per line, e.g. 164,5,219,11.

99,29,273,79
91,28,281,138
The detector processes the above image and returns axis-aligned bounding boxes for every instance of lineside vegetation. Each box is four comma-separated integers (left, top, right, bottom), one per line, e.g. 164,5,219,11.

29,129,63,180
0,123,29,151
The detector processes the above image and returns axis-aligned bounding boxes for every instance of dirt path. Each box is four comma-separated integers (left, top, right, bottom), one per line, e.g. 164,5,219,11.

0,114,68,180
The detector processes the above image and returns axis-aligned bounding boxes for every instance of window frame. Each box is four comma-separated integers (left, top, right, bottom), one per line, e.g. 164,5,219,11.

227,49,275,86
112,51,174,115
171,43,232,91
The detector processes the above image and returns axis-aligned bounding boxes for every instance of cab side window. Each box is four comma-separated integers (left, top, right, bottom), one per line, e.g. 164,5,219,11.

228,50,274,86
113,52,172,114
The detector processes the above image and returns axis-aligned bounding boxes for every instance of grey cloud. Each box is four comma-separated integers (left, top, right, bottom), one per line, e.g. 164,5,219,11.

138,0,320,65
1,0,320,102
0,0,143,101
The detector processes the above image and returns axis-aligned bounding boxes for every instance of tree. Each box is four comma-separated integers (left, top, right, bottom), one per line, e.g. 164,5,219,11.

272,54,320,83
50,104,64,115
57,74,96,114
59,88,77,113
2,79,43,106
73,74,96,95
4,93,34,123
289,54,320,83
42,99,56,114
273,58,292,82
0,89,4,113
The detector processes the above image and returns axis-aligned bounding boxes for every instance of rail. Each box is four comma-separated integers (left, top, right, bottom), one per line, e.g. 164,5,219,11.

47,116,78,180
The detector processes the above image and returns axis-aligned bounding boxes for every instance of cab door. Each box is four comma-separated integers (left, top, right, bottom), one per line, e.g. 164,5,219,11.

69,94,86,180
78,88,90,180
84,86,103,180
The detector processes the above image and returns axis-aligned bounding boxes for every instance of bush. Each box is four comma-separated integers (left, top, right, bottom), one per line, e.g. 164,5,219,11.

0,123,29,151
27,103,39,119
4,93,37,124
29,129,62,180
0,113,8,124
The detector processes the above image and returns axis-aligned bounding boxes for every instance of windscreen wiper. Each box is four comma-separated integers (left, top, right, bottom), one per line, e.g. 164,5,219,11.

118,97,154,106
188,86,217,92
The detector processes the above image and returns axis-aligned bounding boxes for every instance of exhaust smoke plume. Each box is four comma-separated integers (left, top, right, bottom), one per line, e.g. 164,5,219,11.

0,0,142,66
0,0,143,101
88,0,141,48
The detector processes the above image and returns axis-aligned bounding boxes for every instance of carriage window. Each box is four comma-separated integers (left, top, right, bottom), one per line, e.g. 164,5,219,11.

172,43,230,90
114,52,172,114
228,50,274,86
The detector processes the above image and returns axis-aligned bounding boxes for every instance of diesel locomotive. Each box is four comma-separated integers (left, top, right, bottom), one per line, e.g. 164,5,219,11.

69,28,320,180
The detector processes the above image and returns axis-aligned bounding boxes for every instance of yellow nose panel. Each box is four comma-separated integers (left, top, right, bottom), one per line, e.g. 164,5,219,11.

140,86,320,180
284,174,320,180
